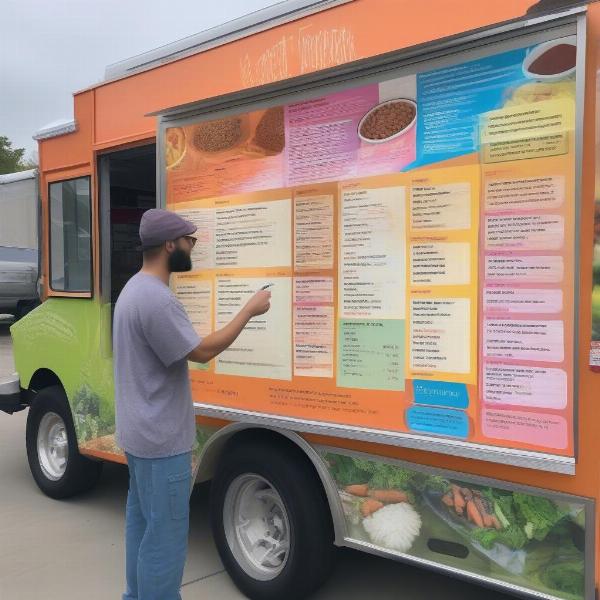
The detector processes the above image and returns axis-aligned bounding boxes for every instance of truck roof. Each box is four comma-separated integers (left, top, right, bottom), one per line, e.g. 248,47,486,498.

32,1,353,142
103,0,352,85
0,170,37,185
32,119,77,142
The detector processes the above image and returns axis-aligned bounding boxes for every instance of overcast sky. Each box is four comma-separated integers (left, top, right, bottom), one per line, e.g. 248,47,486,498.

0,0,281,158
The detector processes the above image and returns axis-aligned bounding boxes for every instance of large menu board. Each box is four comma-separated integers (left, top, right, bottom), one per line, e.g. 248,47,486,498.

164,35,578,463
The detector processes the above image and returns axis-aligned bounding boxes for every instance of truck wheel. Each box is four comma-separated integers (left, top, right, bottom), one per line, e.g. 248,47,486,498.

210,436,335,600
15,300,39,321
26,385,102,499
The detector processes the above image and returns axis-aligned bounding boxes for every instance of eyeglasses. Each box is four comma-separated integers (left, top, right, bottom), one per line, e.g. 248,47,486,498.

183,235,197,248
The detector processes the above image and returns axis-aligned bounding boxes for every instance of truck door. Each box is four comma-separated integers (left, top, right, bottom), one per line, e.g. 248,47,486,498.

98,144,156,307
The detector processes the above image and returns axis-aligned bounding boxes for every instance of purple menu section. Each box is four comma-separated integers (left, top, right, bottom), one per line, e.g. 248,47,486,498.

284,85,379,186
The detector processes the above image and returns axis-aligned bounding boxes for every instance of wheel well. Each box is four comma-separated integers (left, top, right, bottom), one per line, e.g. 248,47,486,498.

28,369,63,395
197,425,345,544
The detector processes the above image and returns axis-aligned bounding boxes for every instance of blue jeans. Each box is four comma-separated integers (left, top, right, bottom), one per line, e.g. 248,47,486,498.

123,451,192,600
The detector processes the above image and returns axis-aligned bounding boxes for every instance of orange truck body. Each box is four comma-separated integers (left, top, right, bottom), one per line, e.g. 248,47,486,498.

29,1,600,597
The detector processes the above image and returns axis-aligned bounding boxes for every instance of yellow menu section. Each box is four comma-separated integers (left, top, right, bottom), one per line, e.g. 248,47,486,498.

215,276,293,380
480,98,575,164
407,165,480,385
336,176,406,391
169,167,479,389
294,194,334,271
338,177,406,320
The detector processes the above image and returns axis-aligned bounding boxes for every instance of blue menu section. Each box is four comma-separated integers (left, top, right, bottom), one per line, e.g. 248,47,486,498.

412,380,469,409
415,47,528,167
406,406,469,439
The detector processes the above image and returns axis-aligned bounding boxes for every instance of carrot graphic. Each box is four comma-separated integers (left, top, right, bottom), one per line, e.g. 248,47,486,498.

452,485,466,515
368,489,409,504
466,500,484,528
345,484,369,497
361,499,384,517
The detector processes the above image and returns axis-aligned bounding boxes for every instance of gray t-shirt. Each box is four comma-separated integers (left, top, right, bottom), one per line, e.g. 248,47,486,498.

113,272,201,459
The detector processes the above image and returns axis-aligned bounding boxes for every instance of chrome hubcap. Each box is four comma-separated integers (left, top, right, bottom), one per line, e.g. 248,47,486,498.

223,474,290,581
37,412,68,481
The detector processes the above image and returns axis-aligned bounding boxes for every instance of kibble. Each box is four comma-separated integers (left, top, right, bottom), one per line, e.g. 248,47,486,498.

528,43,576,76
360,101,416,141
254,106,285,153
192,117,243,152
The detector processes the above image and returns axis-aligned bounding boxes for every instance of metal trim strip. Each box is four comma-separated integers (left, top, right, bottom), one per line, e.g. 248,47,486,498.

194,403,575,474
572,12,588,463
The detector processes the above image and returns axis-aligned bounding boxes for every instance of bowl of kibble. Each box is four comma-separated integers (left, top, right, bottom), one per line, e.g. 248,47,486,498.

358,99,417,144
189,115,251,158
252,107,285,155
522,36,577,82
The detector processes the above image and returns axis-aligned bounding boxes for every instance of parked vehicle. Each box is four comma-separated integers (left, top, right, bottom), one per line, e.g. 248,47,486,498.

0,169,39,319
1,2,599,599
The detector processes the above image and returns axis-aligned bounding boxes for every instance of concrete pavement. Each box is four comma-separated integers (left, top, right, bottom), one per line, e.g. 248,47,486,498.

0,323,512,600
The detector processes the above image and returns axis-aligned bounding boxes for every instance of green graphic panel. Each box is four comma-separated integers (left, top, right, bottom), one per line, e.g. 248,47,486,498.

325,451,587,600
337,319,405,391
11,298,117,453
11,298,220,463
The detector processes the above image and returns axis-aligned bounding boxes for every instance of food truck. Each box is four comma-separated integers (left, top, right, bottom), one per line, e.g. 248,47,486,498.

1,0,600,598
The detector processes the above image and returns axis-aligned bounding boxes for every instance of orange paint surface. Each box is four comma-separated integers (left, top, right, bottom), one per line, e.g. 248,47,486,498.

80,448,127,465
91,0,542,148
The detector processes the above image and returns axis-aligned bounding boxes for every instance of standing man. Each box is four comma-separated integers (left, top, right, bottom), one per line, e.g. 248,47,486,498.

113,209,271,600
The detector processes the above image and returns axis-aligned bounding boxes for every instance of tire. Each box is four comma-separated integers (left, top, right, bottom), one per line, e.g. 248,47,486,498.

26,385,103,499
15,300,39,321
210,435,335,600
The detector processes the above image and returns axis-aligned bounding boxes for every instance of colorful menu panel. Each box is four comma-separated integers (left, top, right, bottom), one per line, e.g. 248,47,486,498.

166,35,578,463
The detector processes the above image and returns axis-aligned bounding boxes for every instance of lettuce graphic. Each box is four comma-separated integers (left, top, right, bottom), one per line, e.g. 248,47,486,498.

72,385,114,442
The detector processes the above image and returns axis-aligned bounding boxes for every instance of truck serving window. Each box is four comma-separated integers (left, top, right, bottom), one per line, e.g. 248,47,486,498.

49,177,92,293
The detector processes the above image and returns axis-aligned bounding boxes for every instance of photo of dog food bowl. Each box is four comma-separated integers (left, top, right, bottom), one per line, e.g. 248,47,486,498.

522,36,577,82
188,114,252,164
358,98,417,144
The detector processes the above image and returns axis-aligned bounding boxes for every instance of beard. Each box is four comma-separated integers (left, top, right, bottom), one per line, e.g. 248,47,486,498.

168,248,192,273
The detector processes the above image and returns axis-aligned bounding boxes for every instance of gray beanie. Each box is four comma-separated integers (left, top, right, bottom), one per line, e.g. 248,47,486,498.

139,209,197,249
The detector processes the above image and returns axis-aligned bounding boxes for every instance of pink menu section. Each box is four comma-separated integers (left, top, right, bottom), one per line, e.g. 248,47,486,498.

482,409,568,450
284,76,418,187
480,166,572,452
485,255,564,283
484,175,565,212
483,288,563,314
285,86,379,186
483,364,567,409
483,319,564,363
485,214,564,251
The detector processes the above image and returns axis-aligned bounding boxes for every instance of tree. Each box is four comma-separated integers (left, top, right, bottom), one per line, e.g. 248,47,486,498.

0,136,37,174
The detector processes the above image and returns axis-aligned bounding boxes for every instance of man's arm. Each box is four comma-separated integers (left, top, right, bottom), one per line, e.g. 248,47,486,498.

188,289,271,364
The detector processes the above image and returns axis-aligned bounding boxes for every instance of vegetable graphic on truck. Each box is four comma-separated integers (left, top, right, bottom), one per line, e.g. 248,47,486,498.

0,1,598,599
